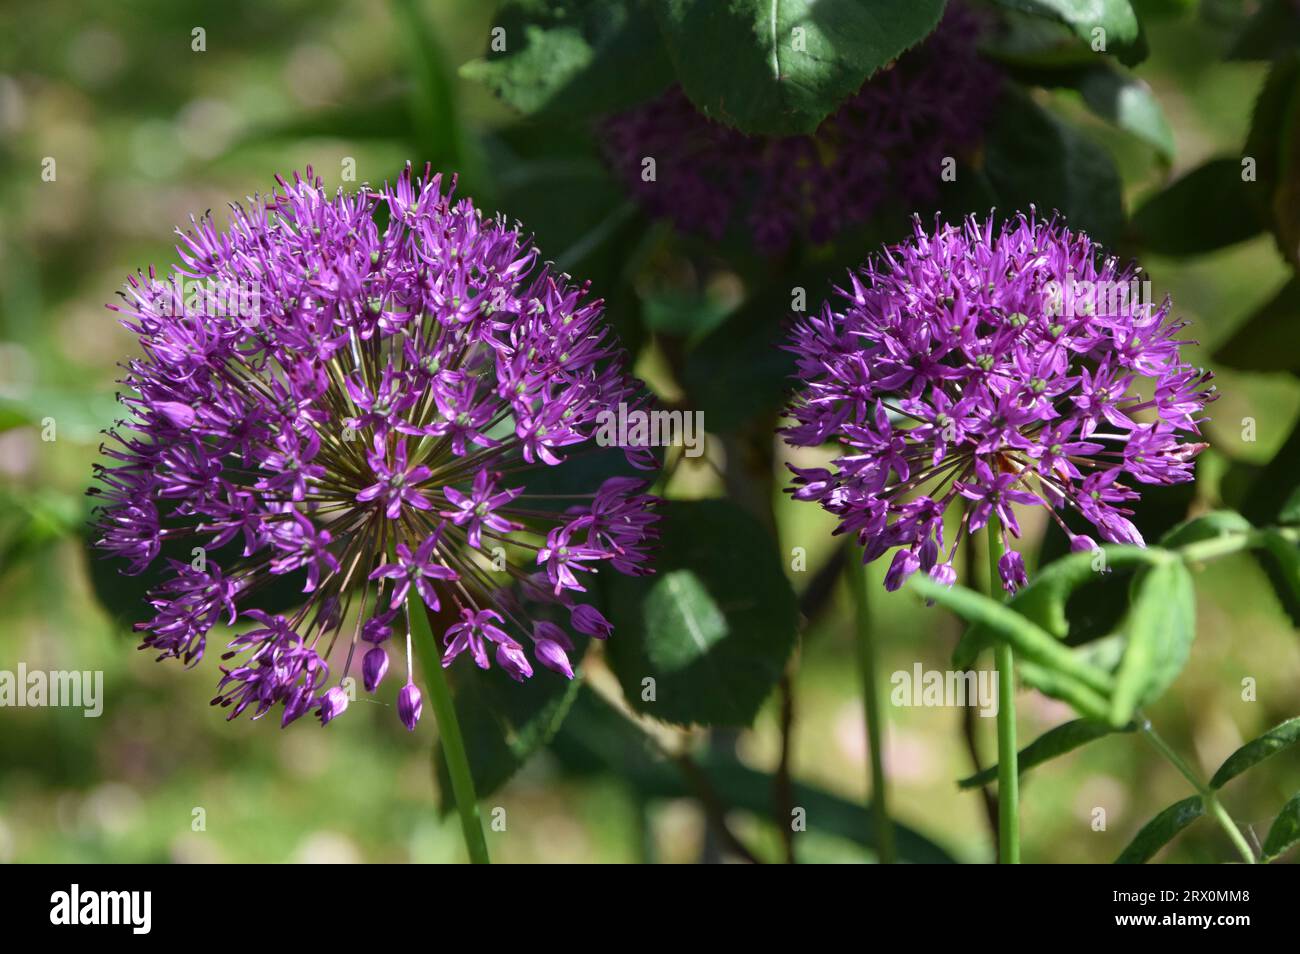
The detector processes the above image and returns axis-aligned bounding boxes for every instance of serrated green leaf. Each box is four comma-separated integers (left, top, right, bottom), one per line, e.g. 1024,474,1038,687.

1210,716,1300,789
604,500,798,727
912,574,1115,696
461,0,675,120
653,0,947,136
1115,794,1204,863
1261,789,1300,861
959,718,1132,789
1110,557,1195,726
1131,158,1265,256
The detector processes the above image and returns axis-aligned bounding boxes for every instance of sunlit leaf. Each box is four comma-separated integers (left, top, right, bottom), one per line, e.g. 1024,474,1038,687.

1114,794,1203,863
1209,715,1300,789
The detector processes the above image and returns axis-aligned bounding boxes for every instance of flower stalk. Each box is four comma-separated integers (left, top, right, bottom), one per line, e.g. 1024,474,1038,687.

409,598,490,864
988,514,1020,864
849,557,895,864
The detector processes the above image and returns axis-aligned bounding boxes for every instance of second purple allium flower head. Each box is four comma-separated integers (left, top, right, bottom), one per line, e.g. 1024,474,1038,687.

783,213,1216,593
601,3,1000,253
92,165,659,729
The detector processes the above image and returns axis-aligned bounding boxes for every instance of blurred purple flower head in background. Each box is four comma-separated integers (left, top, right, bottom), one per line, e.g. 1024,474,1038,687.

92,164,660,728
782,212,1216,593
600,3,1000,253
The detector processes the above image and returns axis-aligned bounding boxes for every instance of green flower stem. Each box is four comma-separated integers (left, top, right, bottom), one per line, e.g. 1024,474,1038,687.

408,598,491,865
987,515,1020,864
1139,719,1255,864
848,555,895,864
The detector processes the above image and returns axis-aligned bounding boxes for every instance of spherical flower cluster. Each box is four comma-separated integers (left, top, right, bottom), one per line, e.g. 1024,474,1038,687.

782,212,1216,593
600,4,1000,253
92,165,660,729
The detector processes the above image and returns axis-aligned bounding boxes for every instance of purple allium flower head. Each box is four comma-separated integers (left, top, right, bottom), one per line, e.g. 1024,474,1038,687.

782,212,1217,593
601,4,999,253
91,165,660,728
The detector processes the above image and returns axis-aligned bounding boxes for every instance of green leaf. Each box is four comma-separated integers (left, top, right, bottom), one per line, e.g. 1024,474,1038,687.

1158,510,1254,548
461,0,675,120
435,661,582,811
1210,716,1300,789
1252,528,1300,627
1238,416,1300,526
604,499,798,727
912,575,1115,696
639,287,736,341
982,9,1107,69
981,88,1125,248
1110,557,1195,725
952,544,1162,668
997,62,1172,158
1115,794,1204,863
1261,790,1300,862
992,0,1143,64
1131,158,1265,256
1215,277,1300,375
1076,65,1173,158
959,718,1133,789
1281,487,1300,525
1016,658,1113,720
652,0,947,136
1244,53,1300,266
679,303,794,433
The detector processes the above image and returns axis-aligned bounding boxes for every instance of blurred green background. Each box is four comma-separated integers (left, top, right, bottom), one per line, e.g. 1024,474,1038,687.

0,0,1297,863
